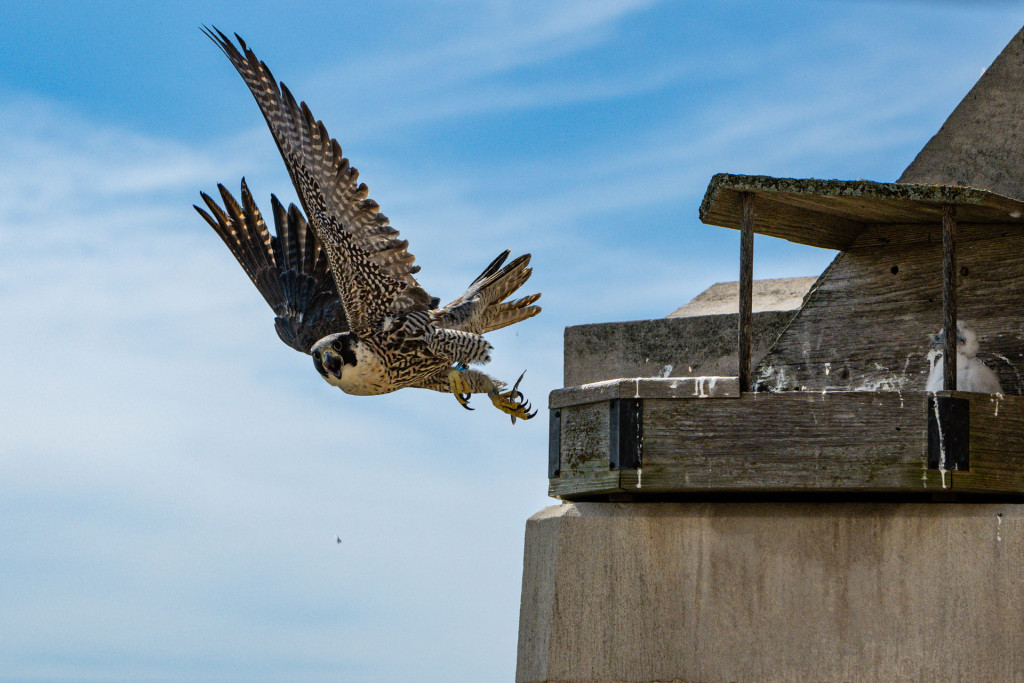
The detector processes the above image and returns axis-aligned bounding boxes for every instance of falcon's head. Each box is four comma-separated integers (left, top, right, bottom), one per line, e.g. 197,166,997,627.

311,333,358,387
930,323,979,358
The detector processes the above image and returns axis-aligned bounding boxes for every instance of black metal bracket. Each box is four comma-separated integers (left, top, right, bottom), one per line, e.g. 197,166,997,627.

548,409,561,479
927,396,970,471
609,398,643,471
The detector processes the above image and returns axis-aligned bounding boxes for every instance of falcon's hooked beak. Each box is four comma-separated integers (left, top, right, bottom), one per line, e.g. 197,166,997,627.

311,332,358,384
314,349,344,380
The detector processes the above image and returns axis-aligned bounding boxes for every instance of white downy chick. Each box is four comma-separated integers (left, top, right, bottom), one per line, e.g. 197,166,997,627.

925,323,1003,393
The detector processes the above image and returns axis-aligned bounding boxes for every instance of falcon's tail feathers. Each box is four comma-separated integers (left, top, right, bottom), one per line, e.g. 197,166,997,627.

448,251,541,333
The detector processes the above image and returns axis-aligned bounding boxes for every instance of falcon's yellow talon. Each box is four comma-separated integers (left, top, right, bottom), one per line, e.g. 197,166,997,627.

488,371,537,424
448,367,474,410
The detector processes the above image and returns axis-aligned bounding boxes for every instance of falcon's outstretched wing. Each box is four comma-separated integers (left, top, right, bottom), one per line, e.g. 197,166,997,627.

202,27,434,337
195,180,348,353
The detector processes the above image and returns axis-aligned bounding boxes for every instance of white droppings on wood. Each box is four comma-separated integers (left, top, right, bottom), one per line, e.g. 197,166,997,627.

994,392,1004,417
824,362,831,376
659,364,674,378
636,468,643,489
932,395,949,489
997,513,1003,542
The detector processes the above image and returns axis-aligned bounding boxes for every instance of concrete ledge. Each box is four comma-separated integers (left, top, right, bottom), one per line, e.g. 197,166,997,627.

564,312,794,387
517,502,1024,683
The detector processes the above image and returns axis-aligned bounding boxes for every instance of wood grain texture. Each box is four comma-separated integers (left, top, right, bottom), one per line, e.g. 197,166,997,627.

955,392,1024,493
549,377,739,410
739,193,755,390
632,392,939,493
551,390,1024,498
754,231,1024,395
550,400,622,498
942,204,958,390
699,174,1024,250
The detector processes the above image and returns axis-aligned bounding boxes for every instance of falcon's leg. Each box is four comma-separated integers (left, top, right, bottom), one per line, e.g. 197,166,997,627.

487,370,537,424
448,363,474,410
435,367,536,423
424,328,492,365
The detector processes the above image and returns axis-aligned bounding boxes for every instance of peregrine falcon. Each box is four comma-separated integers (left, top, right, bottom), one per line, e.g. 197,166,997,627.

195,28,540,422
925,323,1003,394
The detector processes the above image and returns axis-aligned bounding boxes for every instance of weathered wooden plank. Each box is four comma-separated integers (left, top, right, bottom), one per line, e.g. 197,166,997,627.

755,232,1024,395
701,186,865,250
942,204,958,390
549,377,739,410
552,390,1024,498
954,393,1024,493
739,192,755,390
699,174,1024,250
850,222,1024,250
631,392,942,493
550,400,622,498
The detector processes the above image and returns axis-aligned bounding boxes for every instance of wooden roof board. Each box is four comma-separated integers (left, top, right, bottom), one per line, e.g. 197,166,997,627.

699,174,1024,250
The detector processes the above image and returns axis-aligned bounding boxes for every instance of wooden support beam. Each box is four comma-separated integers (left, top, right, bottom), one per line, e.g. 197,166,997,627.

739,192,755,391
608,399,642,471
942,204,957,391
548,409,561,479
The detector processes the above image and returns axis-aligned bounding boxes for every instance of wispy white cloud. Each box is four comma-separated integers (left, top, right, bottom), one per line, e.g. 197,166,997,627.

0,92,552,682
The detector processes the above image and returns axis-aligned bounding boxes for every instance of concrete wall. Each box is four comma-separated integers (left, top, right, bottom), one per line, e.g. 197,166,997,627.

517,501,1024,683
564,312,794,387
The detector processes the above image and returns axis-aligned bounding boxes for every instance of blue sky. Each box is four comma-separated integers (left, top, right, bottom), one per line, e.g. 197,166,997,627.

2,2,1023,682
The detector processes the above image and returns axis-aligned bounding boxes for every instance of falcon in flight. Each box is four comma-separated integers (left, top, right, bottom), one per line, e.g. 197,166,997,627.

195,28,540,422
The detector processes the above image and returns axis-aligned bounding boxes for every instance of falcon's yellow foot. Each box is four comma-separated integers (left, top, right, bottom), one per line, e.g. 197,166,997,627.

448,364,474,410
488,371,537,424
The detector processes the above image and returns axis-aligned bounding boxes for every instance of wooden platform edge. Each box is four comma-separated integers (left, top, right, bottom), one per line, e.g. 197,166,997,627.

549,376,740,409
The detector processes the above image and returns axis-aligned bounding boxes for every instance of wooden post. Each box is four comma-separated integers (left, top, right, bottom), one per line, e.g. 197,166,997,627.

942,204,957,391
739,192,755,391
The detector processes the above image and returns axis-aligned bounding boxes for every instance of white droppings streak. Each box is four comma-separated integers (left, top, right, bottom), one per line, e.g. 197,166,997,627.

636,468,643,489
660,364,673,378
927,348,940,374
824,362,831,376
994,392,1004,417
932,395,949,489
997,513,1003,542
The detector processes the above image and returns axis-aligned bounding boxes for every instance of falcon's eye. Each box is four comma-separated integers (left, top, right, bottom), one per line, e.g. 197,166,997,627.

313,352,321,361
332,341,343,352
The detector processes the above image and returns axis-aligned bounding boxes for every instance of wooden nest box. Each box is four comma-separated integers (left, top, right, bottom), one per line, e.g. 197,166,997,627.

549,29,1024,500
